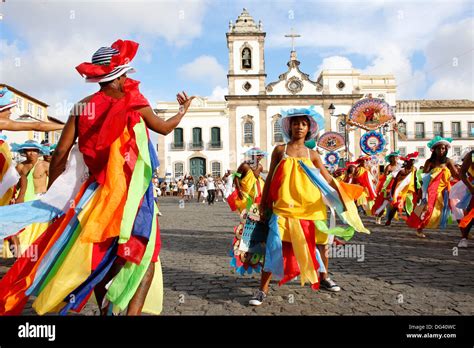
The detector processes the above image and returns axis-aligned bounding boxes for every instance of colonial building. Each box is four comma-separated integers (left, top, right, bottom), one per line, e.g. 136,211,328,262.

156,9,473,177
1,84,64,160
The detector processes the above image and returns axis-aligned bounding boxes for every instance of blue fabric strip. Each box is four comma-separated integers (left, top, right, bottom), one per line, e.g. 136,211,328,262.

0,201,62,238
298,160,346,220
440,189,450,229
25,182,99,296
59,238,118,315
263,214,284,279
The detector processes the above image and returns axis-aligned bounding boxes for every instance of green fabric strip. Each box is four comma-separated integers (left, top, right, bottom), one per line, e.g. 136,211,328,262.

106,203,157,310
405,193,414,215
314,220,355,241
24,163,37,202
119,120,152,244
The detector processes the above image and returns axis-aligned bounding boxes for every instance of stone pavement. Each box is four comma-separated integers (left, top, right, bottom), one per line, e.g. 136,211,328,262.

1,196,473,315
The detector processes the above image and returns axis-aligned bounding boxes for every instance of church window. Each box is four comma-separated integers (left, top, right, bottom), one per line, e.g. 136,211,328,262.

242,48,252,69
244,121,254,144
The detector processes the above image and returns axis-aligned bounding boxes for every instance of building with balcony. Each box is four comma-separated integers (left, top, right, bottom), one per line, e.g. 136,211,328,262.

155,9,473,178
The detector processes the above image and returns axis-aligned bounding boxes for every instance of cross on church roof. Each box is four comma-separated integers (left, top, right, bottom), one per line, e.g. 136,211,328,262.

284,28,301,52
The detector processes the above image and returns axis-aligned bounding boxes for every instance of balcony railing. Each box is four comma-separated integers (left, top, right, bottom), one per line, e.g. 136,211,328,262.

207,141,223,150
170,142,185,150
188,141,204,150
399,131,474,140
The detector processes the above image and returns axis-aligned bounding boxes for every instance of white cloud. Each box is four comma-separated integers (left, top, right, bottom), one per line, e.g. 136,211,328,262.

178,55,227,86
207,86,228,100
424,18,474,99
314,55,353,78
0,1,208,118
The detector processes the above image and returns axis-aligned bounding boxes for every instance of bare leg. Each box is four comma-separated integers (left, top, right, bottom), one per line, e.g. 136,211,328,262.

317,244,329,281
259,271,272,293
94,260,124,316
126,262,155,316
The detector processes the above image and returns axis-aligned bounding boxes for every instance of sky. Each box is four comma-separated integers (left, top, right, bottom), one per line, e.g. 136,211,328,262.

0,0,473,122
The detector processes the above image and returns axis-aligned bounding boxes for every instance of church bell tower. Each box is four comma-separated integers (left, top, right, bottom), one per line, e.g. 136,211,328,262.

226,8,266,96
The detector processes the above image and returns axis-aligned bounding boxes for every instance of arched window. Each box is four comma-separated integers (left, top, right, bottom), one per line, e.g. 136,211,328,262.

174,162,184,178
211,161,221,177
242,47,252,69
273,116,283,143
244,121,254,144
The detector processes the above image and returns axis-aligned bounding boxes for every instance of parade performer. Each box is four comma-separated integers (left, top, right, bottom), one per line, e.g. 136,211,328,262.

1,88,63,258
0,39,194,315
450,150,474,247
227,147,267,275
407,136,458,238
248,107,369,306
372,151,400,224
384,152,420,226
352,156,377,215
4,141,52,257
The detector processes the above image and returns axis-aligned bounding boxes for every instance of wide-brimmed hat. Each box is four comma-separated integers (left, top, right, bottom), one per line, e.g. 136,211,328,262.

41,141,57,154
11,140,50,155
384,150,400,162
0,87,18,112
244,147,268,157
76,39,138,83
427,136,452,150
279,106,324,142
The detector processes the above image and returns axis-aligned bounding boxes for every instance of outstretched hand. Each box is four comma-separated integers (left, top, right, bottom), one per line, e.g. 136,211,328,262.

177,91,195,115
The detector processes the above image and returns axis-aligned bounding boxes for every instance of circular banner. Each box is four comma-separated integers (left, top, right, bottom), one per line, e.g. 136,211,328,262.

348,98,395,131
317,131,345,152
360,131,386,155
324,151,340,166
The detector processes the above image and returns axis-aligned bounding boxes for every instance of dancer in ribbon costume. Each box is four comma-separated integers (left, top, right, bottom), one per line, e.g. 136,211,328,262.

406,136,458,238
0,39,194,315
450,150,474,247
372,151,400,224
4,141,52,257
352,156,377,215
384,152,420,226
248,107,369,306
227,147,267,275
0,88,63,258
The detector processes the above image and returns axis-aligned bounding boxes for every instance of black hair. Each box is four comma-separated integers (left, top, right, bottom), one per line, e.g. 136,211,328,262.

429,145,448,164
289,116,311,140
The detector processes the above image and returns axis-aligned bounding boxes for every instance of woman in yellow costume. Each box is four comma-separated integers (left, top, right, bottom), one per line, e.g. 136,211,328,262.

248,107,369,306
0,39,194,315
227,147,267,275
407,136,458,238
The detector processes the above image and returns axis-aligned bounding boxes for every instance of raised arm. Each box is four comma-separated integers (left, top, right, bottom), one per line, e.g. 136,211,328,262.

138,92,195,135
0,118,64,132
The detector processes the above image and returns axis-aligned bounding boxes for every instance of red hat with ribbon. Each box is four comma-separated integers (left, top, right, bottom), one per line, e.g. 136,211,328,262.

401,151,419,162
76,40,138,83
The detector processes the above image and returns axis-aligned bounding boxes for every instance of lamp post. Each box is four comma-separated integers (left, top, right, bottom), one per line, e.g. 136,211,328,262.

329,103,349,164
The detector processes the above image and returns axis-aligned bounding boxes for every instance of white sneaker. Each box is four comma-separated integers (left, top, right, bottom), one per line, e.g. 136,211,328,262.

458,238,468,248
375,217,382,225
249,290,267,306
320,278,341,292
157,212,163,216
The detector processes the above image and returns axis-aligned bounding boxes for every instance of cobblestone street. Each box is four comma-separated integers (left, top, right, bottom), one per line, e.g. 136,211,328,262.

2,196,473,316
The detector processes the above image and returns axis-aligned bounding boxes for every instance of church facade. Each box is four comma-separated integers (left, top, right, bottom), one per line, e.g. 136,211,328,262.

156,9,474,178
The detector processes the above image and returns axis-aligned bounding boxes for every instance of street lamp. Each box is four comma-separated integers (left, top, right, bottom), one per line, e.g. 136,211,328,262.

329,103,349,163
